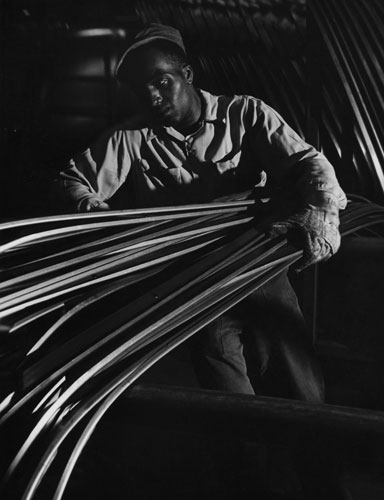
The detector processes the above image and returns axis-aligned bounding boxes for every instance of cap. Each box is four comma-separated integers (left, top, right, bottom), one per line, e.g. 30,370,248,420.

116,23,186,79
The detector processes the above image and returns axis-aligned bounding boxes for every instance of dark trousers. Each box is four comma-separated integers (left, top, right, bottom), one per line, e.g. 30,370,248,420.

191,270,324,402
190,271,353,499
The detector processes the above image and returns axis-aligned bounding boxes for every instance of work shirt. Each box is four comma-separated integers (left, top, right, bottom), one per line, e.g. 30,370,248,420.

58,89,347,212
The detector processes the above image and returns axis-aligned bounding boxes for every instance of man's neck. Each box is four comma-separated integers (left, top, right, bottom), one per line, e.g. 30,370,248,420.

179,119,202,136
177,91,204,136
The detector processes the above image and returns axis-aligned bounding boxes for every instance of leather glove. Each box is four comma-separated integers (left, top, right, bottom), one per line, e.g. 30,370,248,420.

269,206,341,271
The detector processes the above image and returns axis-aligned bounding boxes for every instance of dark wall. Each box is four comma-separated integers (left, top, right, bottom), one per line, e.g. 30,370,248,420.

0,0,140,218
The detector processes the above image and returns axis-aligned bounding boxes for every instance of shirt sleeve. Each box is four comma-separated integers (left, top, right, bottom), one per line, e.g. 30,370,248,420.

57,129,132,212
248,98,347,211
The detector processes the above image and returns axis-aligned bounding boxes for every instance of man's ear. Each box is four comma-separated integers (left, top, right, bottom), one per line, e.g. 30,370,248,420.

183,64,194,84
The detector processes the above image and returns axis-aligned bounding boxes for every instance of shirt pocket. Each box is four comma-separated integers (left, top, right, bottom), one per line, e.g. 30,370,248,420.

138,158,185,186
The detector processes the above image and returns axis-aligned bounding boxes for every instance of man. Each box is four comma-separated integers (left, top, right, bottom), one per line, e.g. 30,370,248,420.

57,22,346,402
57,23,346,400
56,23,351,500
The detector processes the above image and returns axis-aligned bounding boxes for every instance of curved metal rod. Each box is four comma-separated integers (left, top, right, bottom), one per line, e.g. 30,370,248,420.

20,260,299,500
6,242,292,480
0,199,255,232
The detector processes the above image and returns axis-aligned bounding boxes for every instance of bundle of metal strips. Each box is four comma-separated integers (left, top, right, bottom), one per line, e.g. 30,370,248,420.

309,0,384,201
0,198,384,500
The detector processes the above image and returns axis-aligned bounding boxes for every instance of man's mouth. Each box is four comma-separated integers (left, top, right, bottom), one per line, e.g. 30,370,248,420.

152,106,174,124
156,106,171,117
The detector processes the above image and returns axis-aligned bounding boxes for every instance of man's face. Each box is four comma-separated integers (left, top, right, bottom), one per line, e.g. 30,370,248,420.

126,46,198,130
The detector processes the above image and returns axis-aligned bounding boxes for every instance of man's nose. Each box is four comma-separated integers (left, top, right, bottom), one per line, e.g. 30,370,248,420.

149,88,163,107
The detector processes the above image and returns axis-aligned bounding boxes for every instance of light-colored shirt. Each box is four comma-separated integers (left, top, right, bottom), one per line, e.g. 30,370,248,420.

58,89,347,211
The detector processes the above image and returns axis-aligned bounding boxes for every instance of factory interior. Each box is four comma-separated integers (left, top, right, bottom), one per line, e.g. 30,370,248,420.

1,1,384,499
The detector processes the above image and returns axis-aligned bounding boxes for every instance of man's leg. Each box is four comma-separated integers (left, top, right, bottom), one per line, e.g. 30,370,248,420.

190,272,352,499
191,270,324,402
244,273,352,500
190,271,322,499
243,270,324,402
190,313,255,394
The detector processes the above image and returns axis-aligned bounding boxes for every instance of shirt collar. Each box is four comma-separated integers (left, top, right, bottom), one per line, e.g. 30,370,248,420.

199,89,223,123
145,89,224,141
145,128,157,142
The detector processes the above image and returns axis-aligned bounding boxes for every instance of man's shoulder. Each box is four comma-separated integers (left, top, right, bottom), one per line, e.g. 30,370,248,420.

200,89,263,121
214,92,263,112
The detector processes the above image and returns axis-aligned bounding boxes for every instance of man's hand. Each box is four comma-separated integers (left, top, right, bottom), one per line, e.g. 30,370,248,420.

268,206,341,271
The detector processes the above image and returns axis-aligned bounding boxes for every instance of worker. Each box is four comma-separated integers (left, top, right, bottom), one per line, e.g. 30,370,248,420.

55,22,350,500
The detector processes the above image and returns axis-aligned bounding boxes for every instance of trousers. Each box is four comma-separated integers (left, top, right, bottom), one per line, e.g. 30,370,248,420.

190,271,353,500
190,270,324,402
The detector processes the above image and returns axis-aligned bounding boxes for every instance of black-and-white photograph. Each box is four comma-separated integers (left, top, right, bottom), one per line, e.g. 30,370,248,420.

1,1,384,499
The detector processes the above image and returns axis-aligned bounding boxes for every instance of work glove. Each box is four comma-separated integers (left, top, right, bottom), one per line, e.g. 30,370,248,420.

268,206,341,271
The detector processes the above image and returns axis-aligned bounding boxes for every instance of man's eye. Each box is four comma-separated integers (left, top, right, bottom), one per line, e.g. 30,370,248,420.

159,79,169,87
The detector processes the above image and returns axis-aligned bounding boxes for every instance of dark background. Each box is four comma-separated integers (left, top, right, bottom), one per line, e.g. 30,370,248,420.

1,1,384,499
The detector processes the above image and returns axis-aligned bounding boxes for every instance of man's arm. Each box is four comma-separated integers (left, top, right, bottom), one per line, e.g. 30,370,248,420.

54,128,136,212
249,99,347,268
57,157,110,212
250,99,346,208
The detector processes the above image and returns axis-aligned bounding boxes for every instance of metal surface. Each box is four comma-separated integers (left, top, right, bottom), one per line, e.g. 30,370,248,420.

0,200,384,499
